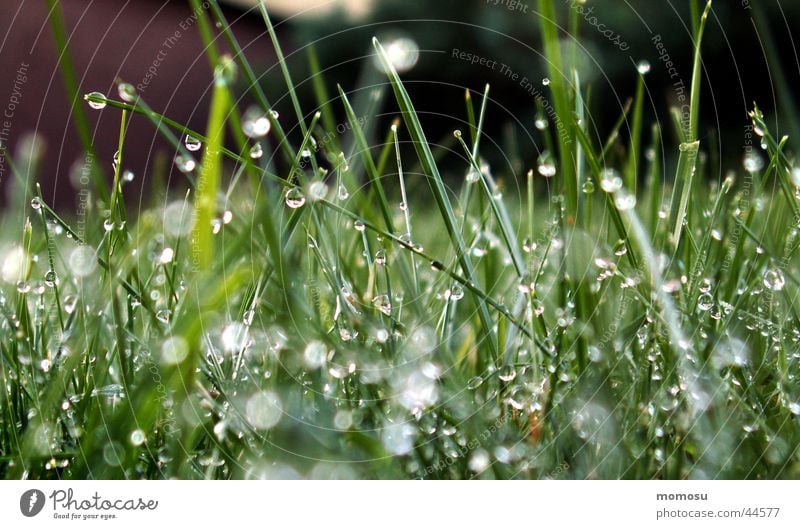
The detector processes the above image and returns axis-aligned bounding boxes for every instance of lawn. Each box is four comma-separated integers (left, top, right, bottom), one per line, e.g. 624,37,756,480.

1,0,799,479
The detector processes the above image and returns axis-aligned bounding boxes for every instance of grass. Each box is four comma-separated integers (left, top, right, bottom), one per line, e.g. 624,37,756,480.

1,0,800,479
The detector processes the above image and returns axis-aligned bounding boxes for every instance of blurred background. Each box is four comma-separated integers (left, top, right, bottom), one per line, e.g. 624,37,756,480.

1,0,798,208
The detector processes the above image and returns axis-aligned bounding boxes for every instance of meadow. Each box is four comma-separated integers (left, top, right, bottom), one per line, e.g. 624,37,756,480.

1,0,799,479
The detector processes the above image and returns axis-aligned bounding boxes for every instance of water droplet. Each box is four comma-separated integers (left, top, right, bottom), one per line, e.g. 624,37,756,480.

542,77,551,86
466,376,484,390
161,336,189,365
249,143,263,159
68,246,97,277
600,169,623,193
184,134,202,152
156,309,171,323
791,167,800,187
743,152,764,173
85,92,107,110
163,201,193,237
450,284,464,301
44,269,58,287
242,106,271,138
582,179,595,194
245,391,282,430
537,151,556,177
122,170,135,183
285,187,306,209
303,340,327,368
764,269,785,291
614,191,637,211
354,220,366,232
372,294,392,316
63,295,78,314
374,249,387,266
221,322,248,353
376,37,420,74
158,247,174,264
174,154,196,173
498,365,517,382
381,422,416,455
130,429,146,446
636,60,651,75
117,82,137,102
308,180,328,201
789,402,800,416
30,197,42,210
337,185,350,200
468,449,491,473
697,293,714,311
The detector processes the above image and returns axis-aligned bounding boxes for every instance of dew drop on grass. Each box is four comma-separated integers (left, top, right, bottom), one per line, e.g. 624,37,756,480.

374,249,387,266
381,422,416,455
372,294,392,316
242,106,271,138
285,187,306,209
85,92,107,110
68,246,97,278
582,179,595,194
155,309,171,323
184,134,202,152
614,191,637,211
789,402,800,416
161,336,189,365
600,169,623,193
337,185,350,200
467,376,484,390
130,429,146,446
221,322,248,353
174,154,196,173
30,197,42,210
163,201,193,237
542,77,550,86
537,151,556,177
117,82,137,103
468,449,491,473
122,170,135,183
764,269,785,291
308,181,328,202
450,284,464,301
375,37,420,74
636,60,651,75
333,410,353,430
63,295,78,314
44,270,58,287
158,247,174,264
353,220,366,232
304,340,327,368
245,391,282,430
249,143,263,160
697,293,713,311
743,152,764,173
498,365,517,382
792,167,800,187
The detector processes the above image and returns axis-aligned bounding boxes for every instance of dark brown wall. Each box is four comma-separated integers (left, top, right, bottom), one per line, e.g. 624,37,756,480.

0,0,273,208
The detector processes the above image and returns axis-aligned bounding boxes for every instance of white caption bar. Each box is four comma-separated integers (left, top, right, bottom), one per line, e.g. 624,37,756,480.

1,480,796,528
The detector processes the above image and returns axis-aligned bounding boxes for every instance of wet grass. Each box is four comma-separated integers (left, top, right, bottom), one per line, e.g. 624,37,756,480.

1,0,800,479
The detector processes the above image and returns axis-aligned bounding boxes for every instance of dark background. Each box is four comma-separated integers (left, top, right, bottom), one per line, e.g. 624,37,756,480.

1,0,798,209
